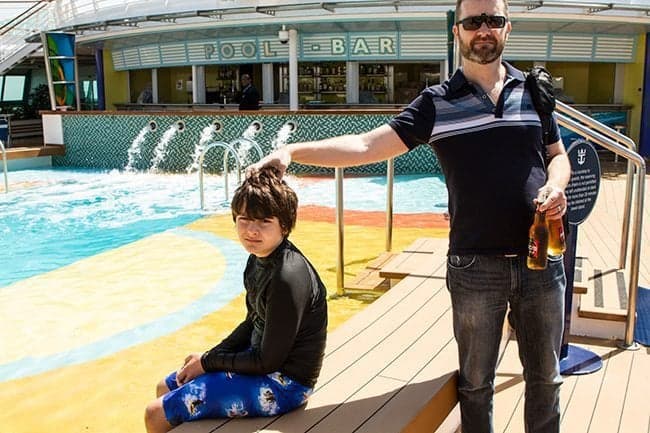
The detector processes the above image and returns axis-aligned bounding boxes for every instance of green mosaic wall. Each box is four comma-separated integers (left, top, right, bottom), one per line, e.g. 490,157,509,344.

55,113,441,175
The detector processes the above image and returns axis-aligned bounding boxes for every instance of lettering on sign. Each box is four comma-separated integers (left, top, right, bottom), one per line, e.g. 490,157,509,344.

332,38,346,55
565,139,601,225
201,35,399,61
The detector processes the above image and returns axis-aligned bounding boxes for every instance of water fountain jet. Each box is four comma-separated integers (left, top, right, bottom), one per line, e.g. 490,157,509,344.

125,121,157,172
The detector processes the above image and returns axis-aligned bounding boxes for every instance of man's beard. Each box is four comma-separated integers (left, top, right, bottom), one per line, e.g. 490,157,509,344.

458,34,505,64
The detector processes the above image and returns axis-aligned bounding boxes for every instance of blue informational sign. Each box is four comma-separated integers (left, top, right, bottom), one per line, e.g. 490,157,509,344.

565,139,601,226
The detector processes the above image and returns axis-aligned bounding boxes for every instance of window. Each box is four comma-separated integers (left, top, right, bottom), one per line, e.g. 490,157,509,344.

1,75,26,102
82,79,98,109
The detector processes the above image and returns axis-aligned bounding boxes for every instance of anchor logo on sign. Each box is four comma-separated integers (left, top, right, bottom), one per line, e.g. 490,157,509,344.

577,149,587,165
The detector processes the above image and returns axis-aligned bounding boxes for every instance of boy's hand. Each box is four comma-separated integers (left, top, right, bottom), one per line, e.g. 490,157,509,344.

176,353,206,386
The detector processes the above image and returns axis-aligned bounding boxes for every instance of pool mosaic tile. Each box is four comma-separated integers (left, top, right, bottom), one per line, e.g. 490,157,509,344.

57,113,441,175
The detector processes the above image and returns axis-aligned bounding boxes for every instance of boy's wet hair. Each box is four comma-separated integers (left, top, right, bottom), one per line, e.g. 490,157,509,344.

231,167,298,236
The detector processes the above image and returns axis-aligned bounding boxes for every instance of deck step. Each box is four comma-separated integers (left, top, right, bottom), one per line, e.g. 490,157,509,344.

577,260,628,322
345,252,398,292
572,256,590,295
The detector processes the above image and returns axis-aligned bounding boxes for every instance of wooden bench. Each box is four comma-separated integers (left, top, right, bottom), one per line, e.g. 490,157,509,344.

402,237,448,254
345,251,398,293
172,267,459,433
379,237,448,281
345,237,449,293
8,119,43,146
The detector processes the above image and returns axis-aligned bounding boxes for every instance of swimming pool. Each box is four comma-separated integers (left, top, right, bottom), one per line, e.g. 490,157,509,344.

0,168,447,381
1,168,447,288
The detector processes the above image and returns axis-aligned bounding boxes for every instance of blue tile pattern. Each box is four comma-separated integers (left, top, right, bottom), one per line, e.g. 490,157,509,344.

55,113,441,175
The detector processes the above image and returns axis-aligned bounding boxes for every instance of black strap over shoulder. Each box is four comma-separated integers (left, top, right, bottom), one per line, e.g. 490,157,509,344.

525,66,557,147
525,66,556,114
524,66,569,236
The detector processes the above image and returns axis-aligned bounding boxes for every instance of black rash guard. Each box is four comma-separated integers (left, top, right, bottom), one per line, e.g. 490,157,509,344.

201,238,328,388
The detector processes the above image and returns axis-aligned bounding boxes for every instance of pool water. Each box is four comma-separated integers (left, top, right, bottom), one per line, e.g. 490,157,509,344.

0,168,447,288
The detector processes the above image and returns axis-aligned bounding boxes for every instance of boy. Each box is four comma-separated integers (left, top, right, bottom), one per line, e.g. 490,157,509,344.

145,168,328,433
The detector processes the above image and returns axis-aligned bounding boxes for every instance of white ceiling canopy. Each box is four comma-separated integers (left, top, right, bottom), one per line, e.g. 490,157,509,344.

0,0,41,25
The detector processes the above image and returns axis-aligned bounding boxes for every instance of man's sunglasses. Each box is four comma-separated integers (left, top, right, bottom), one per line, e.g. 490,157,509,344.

456,13,507,31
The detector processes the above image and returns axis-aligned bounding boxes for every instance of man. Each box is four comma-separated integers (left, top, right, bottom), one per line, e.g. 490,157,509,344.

249,0,570,432
137,83,153,104
238,74,260,110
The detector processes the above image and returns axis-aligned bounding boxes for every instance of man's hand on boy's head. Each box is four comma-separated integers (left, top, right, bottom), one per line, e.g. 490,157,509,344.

246,148,291,178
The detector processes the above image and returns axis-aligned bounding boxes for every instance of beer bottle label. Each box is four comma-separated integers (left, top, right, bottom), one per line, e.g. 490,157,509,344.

528,238,539,258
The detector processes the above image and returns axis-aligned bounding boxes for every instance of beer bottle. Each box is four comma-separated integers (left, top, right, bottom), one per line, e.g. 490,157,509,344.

527,209,549,270
547,217,566,255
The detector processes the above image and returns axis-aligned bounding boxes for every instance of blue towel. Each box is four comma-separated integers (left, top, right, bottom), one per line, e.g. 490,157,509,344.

634,286,650,346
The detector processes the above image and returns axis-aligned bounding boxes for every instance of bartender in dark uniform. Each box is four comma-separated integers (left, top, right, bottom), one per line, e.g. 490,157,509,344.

238,74,260,110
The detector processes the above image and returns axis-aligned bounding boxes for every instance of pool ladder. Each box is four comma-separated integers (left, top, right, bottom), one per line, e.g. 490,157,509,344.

197,138,264,209
1,139,7,193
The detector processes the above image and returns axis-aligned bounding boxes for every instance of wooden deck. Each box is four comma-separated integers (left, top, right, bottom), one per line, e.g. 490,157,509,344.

494,335,650,433
571,163,650,335
172,271,460,433
494,163,650,433
171,160,650,433
3,144,64,159
372,162,650,433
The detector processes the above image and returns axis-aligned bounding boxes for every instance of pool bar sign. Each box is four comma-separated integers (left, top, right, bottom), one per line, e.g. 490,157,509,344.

565,139,601,225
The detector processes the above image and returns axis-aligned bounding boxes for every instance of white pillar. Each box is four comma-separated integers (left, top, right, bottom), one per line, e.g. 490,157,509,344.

151,68,159,103
441,60,449,83
262,63,274,104
192,65,206,104
346,61,359,103
289,29,299,111
614,63,625,104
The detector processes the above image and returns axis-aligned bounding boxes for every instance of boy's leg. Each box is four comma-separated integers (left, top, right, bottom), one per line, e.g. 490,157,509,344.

144,371,178,433
157,379,171,397
145,397,174,433
161,371,311,426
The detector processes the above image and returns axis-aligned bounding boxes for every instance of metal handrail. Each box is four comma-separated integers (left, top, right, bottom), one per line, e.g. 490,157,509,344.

555,101,645,348
198,141,241,209
385,158,394,252
1,139,8,193
335,159,394,295
556,101,637,269
336,167,344,295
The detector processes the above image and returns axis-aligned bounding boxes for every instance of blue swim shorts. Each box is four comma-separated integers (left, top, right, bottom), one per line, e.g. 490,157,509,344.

162,370,312,425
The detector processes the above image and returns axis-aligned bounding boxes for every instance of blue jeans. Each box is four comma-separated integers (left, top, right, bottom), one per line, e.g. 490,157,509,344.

446,254,565,433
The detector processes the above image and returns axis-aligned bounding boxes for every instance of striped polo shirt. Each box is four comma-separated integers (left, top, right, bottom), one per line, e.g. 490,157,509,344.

389,62,560,256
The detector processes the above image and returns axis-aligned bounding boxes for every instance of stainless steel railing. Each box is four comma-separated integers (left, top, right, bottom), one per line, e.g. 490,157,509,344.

198,141,241,209
555,100,645,348
555,101,638,269
1,139,8,193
